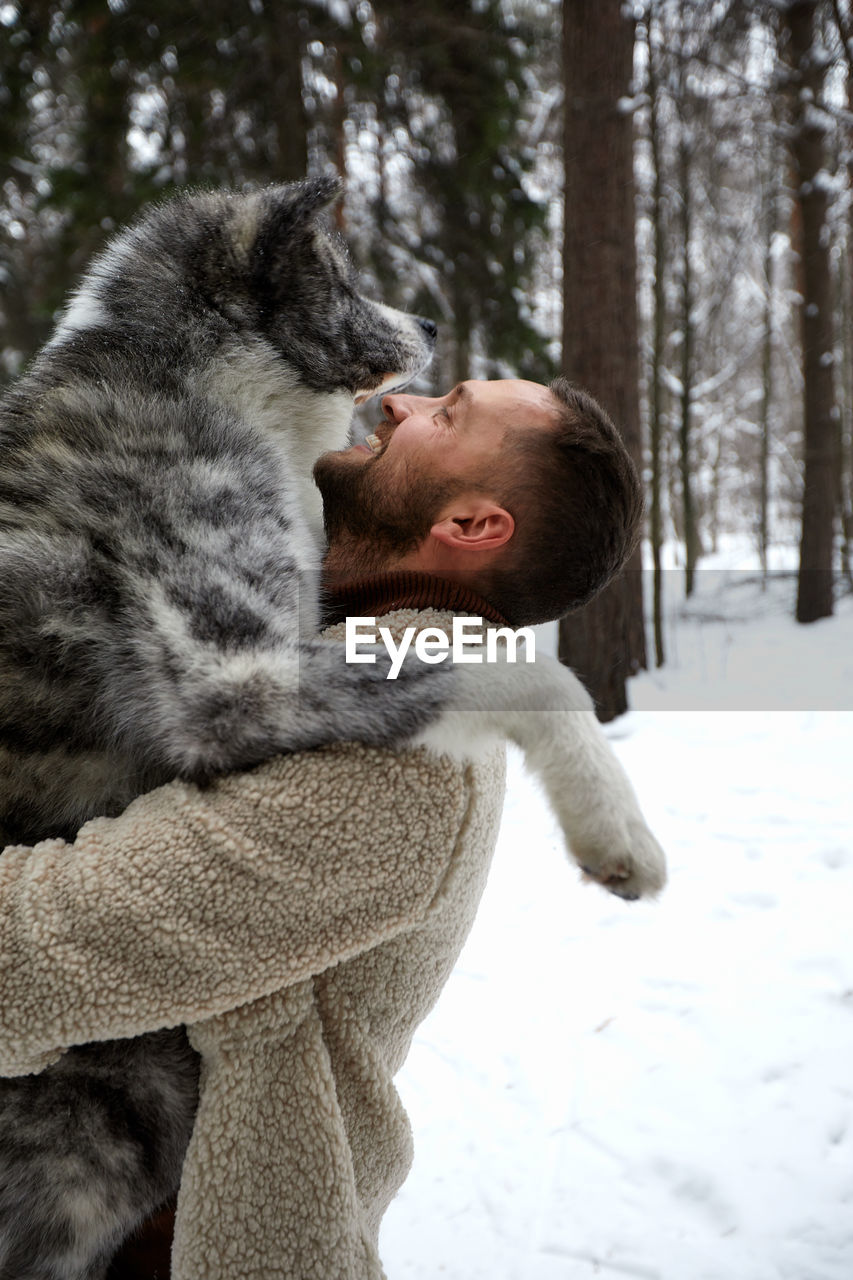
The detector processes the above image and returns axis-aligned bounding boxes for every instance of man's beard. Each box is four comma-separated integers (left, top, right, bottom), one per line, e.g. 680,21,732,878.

313,448,458,579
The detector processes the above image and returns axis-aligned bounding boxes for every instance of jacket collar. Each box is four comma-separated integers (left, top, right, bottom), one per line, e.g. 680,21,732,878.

321,570,508,628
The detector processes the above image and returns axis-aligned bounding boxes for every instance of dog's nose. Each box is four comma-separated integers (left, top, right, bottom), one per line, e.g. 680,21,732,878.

418,317,438,343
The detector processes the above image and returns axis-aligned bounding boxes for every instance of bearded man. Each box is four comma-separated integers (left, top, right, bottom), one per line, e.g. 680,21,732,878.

0,378,660,1280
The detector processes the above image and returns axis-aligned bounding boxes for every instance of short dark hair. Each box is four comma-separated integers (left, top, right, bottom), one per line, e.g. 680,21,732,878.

480,378,644,626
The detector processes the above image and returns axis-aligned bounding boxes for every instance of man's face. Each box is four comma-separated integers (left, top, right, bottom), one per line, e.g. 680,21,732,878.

313,379,558,570
352,378,557,479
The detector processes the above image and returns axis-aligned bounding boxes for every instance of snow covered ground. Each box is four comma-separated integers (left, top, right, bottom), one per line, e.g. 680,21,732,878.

380,547,853,1280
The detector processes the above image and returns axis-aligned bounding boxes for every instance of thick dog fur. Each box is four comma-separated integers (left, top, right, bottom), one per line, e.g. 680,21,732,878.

0,179,444,850
0,177,665,1276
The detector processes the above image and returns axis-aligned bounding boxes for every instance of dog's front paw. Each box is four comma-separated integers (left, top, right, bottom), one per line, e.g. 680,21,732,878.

572,818,667,901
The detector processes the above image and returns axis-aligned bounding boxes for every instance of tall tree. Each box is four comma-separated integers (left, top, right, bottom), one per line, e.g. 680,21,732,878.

831,4,853,585
558,0,646,721
780,0,839,622
758,151,782,583
368,0,551,385
0,0,55,372
643,6,667,667
674,78,700,596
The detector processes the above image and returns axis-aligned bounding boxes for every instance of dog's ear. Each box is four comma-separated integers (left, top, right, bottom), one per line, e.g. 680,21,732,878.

277,174,343,227
253,176,343,262
250,175,346,305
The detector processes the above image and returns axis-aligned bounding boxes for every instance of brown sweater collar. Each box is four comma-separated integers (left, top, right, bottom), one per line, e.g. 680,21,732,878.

321,570,509,628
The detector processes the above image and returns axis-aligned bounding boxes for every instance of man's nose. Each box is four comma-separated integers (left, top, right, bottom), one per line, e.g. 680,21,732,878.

381,392,426,421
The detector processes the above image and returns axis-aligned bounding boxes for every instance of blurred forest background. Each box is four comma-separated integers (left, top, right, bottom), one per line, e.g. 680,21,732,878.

1,0,851,718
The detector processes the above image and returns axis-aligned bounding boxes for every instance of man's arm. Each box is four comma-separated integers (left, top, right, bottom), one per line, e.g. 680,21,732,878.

0,742,469,1076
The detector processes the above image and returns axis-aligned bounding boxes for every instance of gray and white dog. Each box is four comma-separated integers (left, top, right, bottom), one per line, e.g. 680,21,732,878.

0,176,665,1277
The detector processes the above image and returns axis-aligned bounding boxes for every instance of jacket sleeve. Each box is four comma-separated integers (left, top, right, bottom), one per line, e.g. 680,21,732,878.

0,742,470,1076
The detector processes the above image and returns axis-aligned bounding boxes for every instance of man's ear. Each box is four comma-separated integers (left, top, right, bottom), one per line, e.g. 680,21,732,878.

429,498,514,553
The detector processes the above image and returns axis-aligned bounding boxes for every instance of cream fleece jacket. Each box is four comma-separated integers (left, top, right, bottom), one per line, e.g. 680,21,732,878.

0,608,507,1279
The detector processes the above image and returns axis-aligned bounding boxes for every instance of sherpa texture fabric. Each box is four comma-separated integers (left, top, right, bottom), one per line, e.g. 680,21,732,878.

0,607,506,1279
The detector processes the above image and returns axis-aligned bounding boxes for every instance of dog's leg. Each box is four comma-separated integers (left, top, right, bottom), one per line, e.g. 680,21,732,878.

119,631,458,780
414,650,667,901
111,618,664,900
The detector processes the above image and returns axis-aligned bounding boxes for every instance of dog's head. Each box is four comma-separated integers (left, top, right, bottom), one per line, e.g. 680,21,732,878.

172,177,436,402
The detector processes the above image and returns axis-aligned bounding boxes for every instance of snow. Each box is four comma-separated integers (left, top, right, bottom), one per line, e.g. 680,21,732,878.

380,545,853,1279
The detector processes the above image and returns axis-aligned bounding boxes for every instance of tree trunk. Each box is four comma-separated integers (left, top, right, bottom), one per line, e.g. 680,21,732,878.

759,172,778,584
841,60,853,588
270,5,310,183
645,7,666,667
450,270,473,385
677,128,699,596
783,0,838,623
842,232,853,587
558,0,646,722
